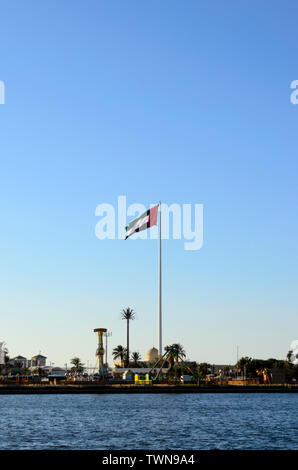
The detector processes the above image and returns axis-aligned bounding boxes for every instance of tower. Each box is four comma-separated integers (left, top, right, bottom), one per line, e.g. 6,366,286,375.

94,328,107,376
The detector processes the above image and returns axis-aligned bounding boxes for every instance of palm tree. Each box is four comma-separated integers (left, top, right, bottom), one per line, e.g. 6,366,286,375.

131,352,141,367
121,307,136,367
70,357,84,373
172,343,186,361
164,345,175,369
164,343,186,369
112,345,127,366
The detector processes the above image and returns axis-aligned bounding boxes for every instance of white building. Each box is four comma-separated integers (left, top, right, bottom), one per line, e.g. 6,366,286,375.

28,354,47,368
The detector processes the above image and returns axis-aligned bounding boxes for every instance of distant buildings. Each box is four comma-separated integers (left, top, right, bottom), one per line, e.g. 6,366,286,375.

113,347,159,369
43,366,66,377
146,347,159,363
28,355,47,368
211,364,238,375
12,356,27,368
9,354,47,369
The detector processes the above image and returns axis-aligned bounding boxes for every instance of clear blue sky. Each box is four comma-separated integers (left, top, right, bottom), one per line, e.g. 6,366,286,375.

0,1,297,367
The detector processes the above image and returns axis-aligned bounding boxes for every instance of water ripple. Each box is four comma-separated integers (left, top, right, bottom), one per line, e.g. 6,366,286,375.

0,393,297,449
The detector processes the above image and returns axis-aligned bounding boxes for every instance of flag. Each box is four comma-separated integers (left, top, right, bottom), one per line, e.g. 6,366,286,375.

125,204,159,240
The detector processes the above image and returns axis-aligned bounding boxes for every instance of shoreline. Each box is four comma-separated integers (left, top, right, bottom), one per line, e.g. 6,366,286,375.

0,384,297,394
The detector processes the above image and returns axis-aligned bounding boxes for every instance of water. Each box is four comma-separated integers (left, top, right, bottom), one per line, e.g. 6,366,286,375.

0,393,297,449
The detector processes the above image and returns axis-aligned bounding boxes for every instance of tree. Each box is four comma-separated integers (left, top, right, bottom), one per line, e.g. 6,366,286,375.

287,350,293,365
150,344,189,382
236,357,252,375
112,345,127,366
164,344,186,369
121,307,136,367
164,345,175,369
70,357,84,373
163,344,188,381
197,362,211,378
131,352,141,366
172,343,186,361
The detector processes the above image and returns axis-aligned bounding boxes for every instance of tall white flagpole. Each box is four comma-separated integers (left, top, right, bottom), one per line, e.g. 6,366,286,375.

158,201,162,357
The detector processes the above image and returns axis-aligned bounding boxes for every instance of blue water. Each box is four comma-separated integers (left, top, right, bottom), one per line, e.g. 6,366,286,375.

0,393,297,449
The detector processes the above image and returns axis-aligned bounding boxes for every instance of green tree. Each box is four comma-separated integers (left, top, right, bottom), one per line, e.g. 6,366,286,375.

121,307,136,367
164,344,186,373
236,356,292,380
164,345,175,369
236,357,253,375
197,362,211,378
70,357,84,373
131,352,141,366
172,343,186,361
265,358,279,369
112,345,127,366
287,350,293,365
272,360,287,369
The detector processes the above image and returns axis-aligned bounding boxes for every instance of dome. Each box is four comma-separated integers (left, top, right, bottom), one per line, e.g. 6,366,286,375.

146,347,159,362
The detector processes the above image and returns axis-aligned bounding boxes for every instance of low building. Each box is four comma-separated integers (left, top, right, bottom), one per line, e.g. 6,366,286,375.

113,367,168,379
28,354,47,368
48,367,66,379
42,366,65,376
211,365,237,376
12,356,27,368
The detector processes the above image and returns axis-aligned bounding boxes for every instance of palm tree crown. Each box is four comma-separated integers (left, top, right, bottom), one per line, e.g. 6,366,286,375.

172,343,186,360
121,307,136,321
112,345,127,363
164,343,186,368
121,307,136,367
131,351,141,366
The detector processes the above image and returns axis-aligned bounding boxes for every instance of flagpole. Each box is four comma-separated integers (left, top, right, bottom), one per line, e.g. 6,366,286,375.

158,201,162,357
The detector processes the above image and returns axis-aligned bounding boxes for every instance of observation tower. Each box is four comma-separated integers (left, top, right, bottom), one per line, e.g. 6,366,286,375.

93,328,107,376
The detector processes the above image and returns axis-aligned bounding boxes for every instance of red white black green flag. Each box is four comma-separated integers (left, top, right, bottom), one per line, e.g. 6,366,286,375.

125,204,159,240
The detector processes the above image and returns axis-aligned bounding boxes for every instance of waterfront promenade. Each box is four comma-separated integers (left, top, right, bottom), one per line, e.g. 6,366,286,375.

0,384,297,394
